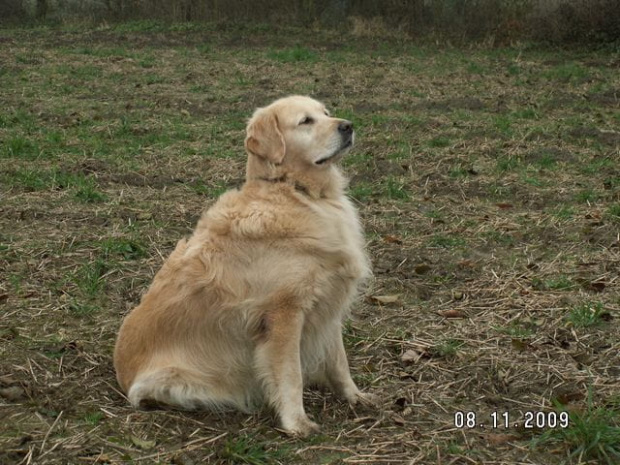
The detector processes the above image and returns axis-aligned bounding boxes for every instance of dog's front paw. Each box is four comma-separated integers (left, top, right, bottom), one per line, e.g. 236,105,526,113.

280,415,320,437
347,390,379,407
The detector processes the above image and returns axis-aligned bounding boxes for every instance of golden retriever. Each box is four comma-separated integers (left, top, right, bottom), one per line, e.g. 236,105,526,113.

114,95,372,436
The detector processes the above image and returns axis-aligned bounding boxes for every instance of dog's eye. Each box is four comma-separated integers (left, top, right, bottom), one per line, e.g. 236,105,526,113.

299,116,314,125
324,110,330,116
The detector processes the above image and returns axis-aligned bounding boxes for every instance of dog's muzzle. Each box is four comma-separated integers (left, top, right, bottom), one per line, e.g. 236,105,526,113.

315,120,354,165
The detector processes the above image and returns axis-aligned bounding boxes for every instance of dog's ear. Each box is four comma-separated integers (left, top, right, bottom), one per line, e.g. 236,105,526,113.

245,111,285,165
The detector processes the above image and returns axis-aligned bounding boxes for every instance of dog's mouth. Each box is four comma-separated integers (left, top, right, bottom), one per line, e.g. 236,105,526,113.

315,138,353,165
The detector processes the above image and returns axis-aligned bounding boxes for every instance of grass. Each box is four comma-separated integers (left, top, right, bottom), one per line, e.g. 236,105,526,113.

567,302,607,328
83,411,105,426
432,339,465,357
532,392,620,465
266,46,318,63
219,435,291,465
100,237,148,261
1,168,107,202
1,23,619,465
429,234,467,248
73,258,108,299
606,203,620,222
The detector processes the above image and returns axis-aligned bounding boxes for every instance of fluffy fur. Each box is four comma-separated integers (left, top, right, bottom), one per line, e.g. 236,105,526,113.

113,96,372,436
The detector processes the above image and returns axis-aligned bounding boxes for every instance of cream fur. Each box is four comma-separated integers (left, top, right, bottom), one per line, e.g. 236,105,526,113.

113,96,372,436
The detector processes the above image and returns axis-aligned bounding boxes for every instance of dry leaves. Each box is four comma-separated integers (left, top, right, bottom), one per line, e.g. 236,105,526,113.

369,294,400,305
437,309,465,318
401,349,425,364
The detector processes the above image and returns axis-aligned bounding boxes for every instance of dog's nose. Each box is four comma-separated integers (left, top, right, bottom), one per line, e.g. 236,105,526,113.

338,120,353,135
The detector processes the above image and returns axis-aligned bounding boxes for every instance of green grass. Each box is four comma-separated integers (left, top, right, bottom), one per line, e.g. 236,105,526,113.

218,435,291,465
542,62,591,83
343,151,373,167
530,152,558,170
74,179,108,203
449,164,470,178
531,275,574,291
2,136,40,160
495,322,534,339
574,189,601,203
100,237,147,261
349,182,373,202
481,230,515,246
429,234,466,248
83,411,105,426
492,115,514,137
73,258,108,300
606,204,620,222
1,168,107,202
427,135,451,148
567,302,606,328
188,180,230,197
267,46,317,63
496,155,521,172
532,392,620,464
432,339,464,357
382,177,409,200
513,107,540,120
387,141,413,160
68,301,100,316
552,205,576,221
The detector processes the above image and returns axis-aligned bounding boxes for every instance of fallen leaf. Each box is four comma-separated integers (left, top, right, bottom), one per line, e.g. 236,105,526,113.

589,281,606,293
369,295,400,305
457,260,475,269
401,349,423,364
496,202,514,209
571,352,594,365
131,436,156,450
511,338,530,352
438,309,464,318
0,386,25,401
383,235,402,244
414,264,432,274
554,391,584,405
393,397,408,409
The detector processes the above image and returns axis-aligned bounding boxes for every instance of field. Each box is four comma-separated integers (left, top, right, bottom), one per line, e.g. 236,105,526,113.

1,22,619,464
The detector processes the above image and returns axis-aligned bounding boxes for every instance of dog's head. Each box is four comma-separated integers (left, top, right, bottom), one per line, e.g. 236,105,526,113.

245,96,354,181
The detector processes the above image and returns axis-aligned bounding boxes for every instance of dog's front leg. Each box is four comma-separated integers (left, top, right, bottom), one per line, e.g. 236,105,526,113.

324,326,375,405
254,304,319,436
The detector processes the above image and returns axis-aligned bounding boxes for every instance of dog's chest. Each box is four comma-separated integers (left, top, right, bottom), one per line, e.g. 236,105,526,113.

311,197,369,279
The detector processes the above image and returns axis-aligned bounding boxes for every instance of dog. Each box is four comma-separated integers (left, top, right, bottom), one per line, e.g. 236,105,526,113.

114,95,373,436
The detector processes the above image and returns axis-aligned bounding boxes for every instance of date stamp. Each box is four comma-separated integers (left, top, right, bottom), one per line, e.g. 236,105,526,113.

454,411,569,429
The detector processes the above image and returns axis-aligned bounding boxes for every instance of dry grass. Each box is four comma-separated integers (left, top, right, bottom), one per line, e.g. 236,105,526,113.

1,23,619,464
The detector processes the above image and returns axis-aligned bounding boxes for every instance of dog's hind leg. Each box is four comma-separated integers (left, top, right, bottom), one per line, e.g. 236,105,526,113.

127,366,240,412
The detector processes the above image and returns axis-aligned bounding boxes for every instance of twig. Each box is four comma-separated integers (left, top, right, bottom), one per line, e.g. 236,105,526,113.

39,410,64,455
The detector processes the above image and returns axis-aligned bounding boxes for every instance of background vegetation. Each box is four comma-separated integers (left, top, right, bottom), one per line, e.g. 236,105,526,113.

3,0,620,45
